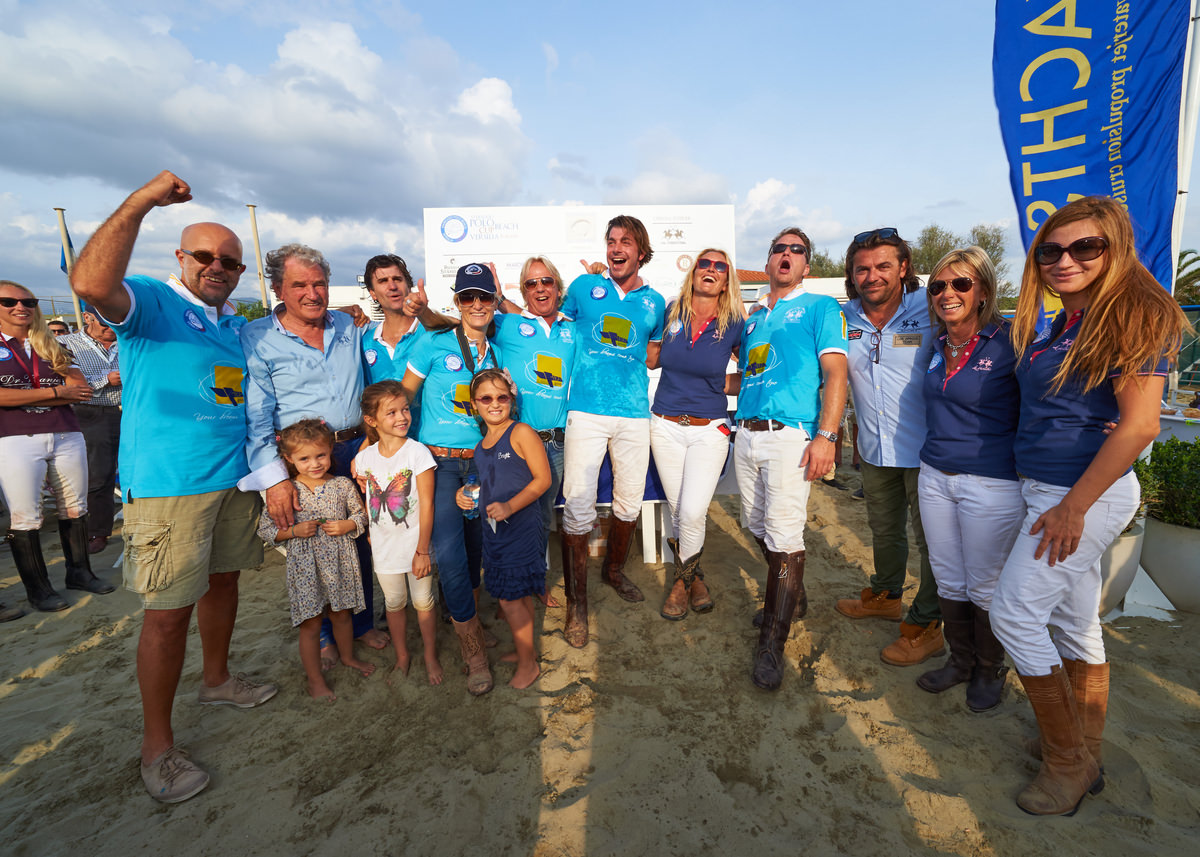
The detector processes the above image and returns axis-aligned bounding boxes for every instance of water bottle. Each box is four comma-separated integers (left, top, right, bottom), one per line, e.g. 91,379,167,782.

462,474,480,519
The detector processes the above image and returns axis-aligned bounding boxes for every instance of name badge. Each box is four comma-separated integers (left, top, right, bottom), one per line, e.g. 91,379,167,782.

893,333,923,347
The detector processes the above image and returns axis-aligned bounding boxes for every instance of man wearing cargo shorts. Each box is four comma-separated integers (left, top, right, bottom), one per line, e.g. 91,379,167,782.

72,171,277,804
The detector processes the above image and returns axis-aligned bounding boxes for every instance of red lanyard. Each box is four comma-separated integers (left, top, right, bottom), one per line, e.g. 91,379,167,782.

2,336,41,388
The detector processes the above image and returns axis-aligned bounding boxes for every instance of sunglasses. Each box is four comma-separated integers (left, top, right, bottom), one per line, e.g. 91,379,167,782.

927,277,974,296
523,277,556,288
1033,236,1109,266
697,258,730,273
0,297,39,308
180,249,246,271
770,243,808,257
457,292,496,305
474,394,511,405
853,227,901,244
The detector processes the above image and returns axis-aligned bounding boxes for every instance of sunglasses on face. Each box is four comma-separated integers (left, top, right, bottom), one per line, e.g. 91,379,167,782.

474,394,511,405
0,297,39,308
697,258,730,273
1033,236,1109,266
457,292,496,306
927,277,974,296
853,227,901,244
770,243,808,257
523,277,556,288
180,249,246,271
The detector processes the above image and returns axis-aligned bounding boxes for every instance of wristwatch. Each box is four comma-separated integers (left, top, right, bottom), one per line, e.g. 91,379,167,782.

815,429,838,443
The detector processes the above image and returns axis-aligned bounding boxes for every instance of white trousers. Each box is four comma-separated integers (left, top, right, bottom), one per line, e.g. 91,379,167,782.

562,410,650,535
991,472,1139,675
649,415,731,558
917,462,1025,609
733,424,812,554
0,431,88,530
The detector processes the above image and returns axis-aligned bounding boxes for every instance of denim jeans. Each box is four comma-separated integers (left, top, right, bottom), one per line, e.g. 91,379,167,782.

540,437,565,556
431,455,483,622
324,438,375,639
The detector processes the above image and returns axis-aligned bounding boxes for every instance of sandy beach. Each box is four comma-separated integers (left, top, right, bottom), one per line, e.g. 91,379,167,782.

2,478,1198,856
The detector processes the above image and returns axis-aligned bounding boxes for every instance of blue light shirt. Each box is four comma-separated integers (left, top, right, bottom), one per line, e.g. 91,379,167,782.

561,273,665,418
844,288,935,468
920,322,1019,480
406,329,501,449
362,317,428,434
494,311,576,431
735,288,847,434
654,310,744,419
106,275,250,500
239,308,365,489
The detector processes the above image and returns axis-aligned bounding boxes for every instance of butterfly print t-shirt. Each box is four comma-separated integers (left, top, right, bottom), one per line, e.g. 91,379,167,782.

353,439,437,574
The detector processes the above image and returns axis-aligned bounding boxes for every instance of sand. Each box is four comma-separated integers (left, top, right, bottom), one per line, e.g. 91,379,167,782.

2,480,1198,857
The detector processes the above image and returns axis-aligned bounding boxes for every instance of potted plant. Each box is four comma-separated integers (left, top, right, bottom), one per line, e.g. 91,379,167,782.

1132,436,1200,614
1098,516,1144,616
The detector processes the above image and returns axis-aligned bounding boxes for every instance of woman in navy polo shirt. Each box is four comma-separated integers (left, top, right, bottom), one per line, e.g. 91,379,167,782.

991,197,1189,816
649,249,744,620
915,247,1022,713
400,263,502,695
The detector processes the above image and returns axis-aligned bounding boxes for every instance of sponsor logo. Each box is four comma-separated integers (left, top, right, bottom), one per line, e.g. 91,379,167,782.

746,321,757,336
444,354,464,372
202,364,245,407
598,315,633,349
590,284,608,300
463,263,483,276
900,318,921,331
746,343,771,377
784,307,806,323
848,329,863,341
440,215,468,243
184,309,205,331
667,319,683,337
928,352,944,373
0,347,10,361
364,349,378,366
974,357,994,371
518,322,536,338
451,382,474,416
533,353,564,389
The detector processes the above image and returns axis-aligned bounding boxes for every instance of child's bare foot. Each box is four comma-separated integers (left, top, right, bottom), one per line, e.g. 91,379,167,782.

425,652,444,685
386,650,411,685
343,657,376,677
537,592,561,608
356,628,391,650
499,650,518,663
307,676,337,700
320,644,340,672
509,661,540,690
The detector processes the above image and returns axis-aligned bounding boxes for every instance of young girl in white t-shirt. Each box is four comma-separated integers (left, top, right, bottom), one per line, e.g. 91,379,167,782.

353,380,441,684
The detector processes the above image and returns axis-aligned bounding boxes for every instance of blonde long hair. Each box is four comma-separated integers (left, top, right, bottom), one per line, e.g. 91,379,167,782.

665,249,746,338
1011,197,1191,395
0,280,73,377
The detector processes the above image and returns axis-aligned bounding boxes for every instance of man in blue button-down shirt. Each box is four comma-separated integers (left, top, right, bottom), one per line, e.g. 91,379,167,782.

835,228,944,668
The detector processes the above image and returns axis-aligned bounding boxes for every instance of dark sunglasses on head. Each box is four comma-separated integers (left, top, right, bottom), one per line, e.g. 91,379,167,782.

697,258,730,273
927,277,975,296
770,243,808,257
1033,236,1109,266
474,394,511,405
0,297,39,308
853,227,901,244
523,277,556,288
457,291,496,305
181,249,246,271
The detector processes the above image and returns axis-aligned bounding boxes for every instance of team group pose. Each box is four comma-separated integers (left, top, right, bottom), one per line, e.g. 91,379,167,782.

1,171,1187,816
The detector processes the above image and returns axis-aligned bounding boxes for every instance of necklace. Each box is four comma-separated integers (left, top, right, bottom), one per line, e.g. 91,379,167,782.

946,332,978,360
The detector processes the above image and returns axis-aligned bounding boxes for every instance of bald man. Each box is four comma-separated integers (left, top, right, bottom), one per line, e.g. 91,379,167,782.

72,171,276,805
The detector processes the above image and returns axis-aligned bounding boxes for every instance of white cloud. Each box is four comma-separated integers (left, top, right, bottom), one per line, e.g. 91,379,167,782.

601,129,729,205
452,78,521,126
736,178,844,259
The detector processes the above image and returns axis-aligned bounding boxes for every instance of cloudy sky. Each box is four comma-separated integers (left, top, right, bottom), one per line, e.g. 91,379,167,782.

4,0,1200,305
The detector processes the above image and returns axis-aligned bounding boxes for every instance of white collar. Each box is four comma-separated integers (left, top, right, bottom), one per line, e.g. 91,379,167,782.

167,274,236,325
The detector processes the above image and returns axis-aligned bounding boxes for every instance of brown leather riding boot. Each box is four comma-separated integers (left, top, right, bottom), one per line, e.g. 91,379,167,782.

560,531,590,647
601,516,643,602
752,541,803,627
1065,659,1109,766
751,551,805,691
685,550,713,613
1017,667,1104,816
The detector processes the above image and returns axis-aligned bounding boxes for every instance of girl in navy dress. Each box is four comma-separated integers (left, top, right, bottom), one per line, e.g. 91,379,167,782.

456,369,550,689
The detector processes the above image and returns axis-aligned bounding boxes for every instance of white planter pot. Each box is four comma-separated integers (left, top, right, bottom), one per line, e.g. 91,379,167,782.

1099,521,1144,615
1140,516,1200,614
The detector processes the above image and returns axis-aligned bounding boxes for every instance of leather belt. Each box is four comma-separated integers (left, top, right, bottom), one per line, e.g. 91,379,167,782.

656,413,715,427
738,419,787,432
537,428,565,442
333,426,364,443
427,445,474,459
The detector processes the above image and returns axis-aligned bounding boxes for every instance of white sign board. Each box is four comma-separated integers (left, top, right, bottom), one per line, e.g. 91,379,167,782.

422,204,736,313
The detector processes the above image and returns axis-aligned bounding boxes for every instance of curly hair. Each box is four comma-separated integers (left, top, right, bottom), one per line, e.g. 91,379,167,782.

265,244,331,291
277,419,335,476
363,254,413,293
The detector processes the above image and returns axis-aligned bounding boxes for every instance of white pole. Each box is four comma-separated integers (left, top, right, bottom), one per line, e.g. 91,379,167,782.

246,204,271,310
52,208,84,330
1172,1,1200,291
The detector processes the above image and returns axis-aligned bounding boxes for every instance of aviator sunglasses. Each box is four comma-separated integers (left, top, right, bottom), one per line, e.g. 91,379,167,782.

0,297,39,308
927,277,974,296
1033,236,1109,266
523,277,556,288
853,227,901,244
474,394,511,405
770,243,808,257
180,249,246,271
697,258,730,273
457,291,496,305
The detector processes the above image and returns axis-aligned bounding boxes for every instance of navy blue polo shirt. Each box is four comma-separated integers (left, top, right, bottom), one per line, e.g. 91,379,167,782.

652,311,744,419
1014,309,1167,487
920,322,1019,480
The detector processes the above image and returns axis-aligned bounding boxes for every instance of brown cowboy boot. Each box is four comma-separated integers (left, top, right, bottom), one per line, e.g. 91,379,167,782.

917,598,974,694
751,551,805,690
560,531,590,647
601,516,643,602
661,538,688,621
1017,666,1104,816
1065,659,1109,766
451,616,493,696
685,549,713,613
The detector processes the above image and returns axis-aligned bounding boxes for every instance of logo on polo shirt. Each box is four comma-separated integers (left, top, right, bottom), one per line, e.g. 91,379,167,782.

0,347,10,361
746,321,757,336
784,307,806,323
532,353,564,389
597,315,633,349
451,382,474,416
927,352,943,373
667,319,683,337
590,284,608,300
444,354,464,372
974,358,994,372
184,309,205,331
848,329,863,340
518,322,536,338
202,364,245,407
364,349,378,366
900,318,921,331
746,344,772,377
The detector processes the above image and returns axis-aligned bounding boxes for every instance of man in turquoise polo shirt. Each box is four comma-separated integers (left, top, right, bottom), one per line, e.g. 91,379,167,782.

71,171,277,805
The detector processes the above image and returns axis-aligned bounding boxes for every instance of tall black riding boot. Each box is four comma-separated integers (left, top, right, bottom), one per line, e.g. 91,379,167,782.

7,530,69,612
751,550,806,690
917,598,974,694
561,531,591,648
966,604,1009,712
60,517,116,595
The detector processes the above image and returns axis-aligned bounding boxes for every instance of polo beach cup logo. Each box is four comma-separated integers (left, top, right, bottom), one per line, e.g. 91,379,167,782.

202,364,246,407
596,314,634,349
532,353,564,389
745,344,776,378
451,382,474,417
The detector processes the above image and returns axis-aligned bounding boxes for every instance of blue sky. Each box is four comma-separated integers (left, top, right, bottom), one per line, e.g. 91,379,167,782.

3,0,1199,302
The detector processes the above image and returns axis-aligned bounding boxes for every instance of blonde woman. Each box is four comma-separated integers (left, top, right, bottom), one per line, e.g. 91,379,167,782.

991,197,1190,816
649,249,745,619
0,281,114,615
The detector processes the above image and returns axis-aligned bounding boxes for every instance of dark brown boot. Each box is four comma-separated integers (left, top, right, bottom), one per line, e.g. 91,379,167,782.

661,539,688,621
7,530,68,612
751,551,805,690
752,540,802,627
685,550,713,613
60,517,115,595
601,516,643,602
917,598,974,694
560,532,590,647
1017,667,1104,816
965,605,1008,712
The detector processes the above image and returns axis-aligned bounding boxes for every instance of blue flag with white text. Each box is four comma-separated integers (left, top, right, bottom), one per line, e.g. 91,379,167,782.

993,0,1190,290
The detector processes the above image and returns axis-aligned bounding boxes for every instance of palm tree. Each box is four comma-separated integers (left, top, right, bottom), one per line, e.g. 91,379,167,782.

1176,250,1200,306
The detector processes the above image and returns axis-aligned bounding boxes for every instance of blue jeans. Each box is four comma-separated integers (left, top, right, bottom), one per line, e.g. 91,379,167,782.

320,438,375,643
539,437,565,556
432,455,483,622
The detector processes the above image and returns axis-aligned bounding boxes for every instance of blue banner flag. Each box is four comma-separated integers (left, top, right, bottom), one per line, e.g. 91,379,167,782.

59,226,74,274
993,0,1191,289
